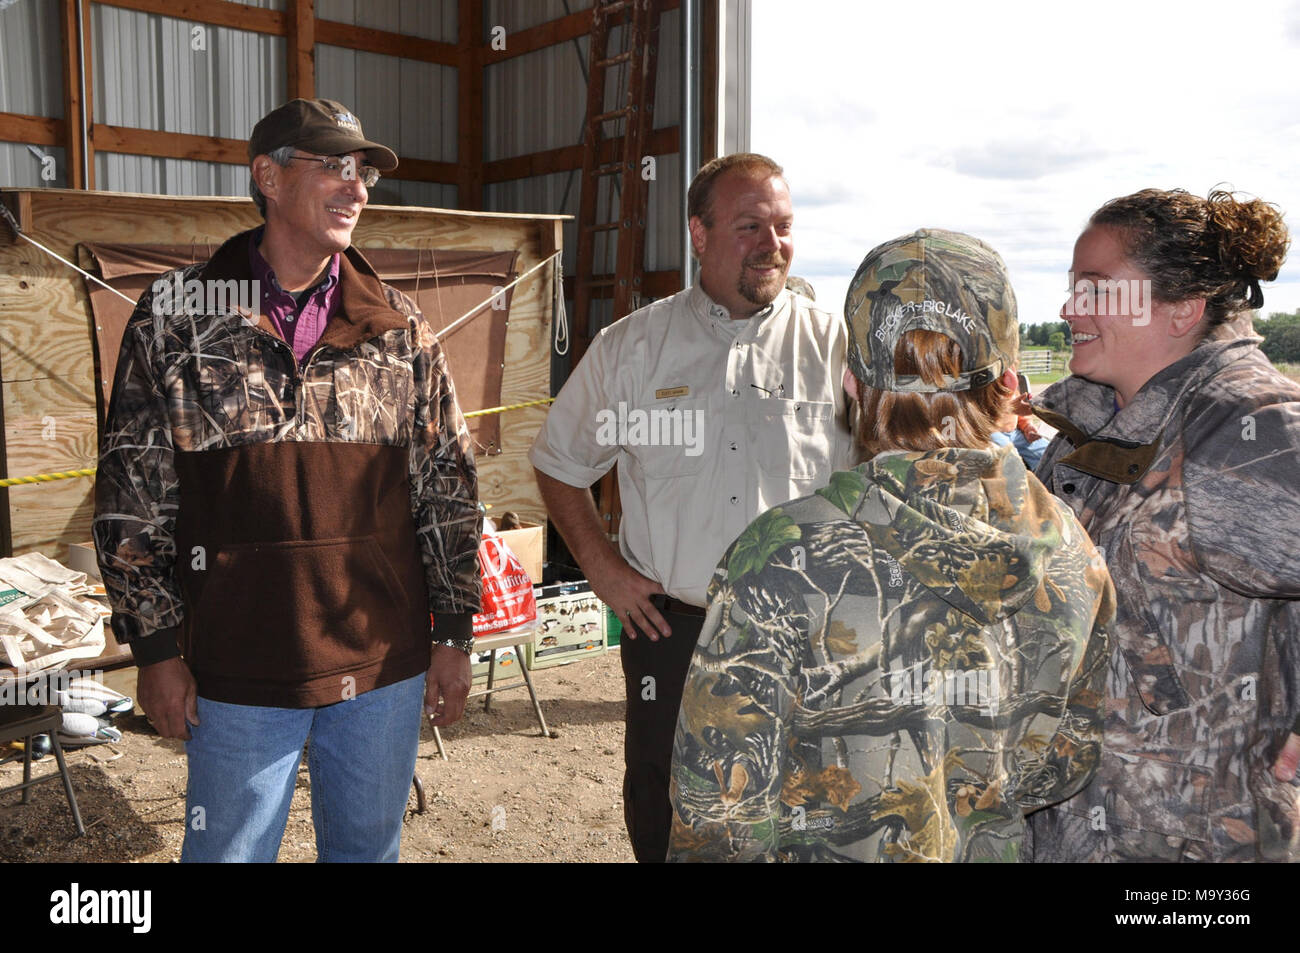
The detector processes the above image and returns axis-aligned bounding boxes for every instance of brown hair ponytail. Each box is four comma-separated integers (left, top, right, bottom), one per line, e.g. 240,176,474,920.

1090,187,1290,330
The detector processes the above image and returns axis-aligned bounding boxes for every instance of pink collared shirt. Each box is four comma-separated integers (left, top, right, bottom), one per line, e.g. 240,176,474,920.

249,229,341,364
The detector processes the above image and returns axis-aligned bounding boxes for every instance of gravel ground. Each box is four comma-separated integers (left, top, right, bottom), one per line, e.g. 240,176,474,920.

1,648,634,863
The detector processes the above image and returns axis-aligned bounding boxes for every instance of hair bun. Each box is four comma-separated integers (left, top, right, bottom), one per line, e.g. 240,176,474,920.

1205,189,1290,283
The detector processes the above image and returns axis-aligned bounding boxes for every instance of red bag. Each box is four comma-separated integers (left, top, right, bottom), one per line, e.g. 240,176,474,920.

471,531,538,636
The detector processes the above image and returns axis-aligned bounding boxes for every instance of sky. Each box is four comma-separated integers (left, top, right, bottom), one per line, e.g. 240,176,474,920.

751,0,1300,328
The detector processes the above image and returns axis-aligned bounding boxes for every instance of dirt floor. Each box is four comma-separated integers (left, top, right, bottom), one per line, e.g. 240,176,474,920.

1,648,635,863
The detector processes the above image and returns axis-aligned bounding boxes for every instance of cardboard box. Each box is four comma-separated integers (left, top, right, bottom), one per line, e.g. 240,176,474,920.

493,521,543,586
66,542,102,581
526,582,607,669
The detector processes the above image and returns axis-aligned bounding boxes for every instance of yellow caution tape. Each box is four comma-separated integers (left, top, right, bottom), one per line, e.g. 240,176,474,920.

0,399,553,486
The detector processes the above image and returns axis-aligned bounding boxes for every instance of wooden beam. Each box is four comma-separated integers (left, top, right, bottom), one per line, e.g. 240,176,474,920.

94,0,284,35
488,0,680,63
564,269,680,301
81,0,95,188
286,0,315,99
488,7,589,63
92,124,248,164
314,18,459,65
483,126,680,185
699,0,719,165
59,0,84,188
0,113,64,148
0,192,34,246
457,0,484,210
385,157,459,185
92,124,455,185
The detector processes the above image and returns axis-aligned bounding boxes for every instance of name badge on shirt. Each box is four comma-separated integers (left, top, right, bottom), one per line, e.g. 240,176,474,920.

655,385,690,399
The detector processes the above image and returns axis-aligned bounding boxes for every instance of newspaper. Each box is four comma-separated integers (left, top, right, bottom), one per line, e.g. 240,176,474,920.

0,552,107,676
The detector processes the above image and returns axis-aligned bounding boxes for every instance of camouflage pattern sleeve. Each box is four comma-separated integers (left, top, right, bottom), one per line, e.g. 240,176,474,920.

1018,536,1114,812
1181,381,1300,599
668,560,805,862
92,287,185,664
406,305,483,624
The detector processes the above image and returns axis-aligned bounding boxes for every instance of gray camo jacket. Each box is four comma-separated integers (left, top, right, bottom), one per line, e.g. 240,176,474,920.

1028,314,1300,862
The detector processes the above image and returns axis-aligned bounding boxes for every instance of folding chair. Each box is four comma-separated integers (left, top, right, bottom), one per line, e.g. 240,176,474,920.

0,702,86,836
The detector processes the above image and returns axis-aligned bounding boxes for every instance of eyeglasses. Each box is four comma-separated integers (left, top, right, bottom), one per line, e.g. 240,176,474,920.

286,154,381,188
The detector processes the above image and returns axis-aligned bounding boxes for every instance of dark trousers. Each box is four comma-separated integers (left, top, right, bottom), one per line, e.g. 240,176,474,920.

619,603,705,863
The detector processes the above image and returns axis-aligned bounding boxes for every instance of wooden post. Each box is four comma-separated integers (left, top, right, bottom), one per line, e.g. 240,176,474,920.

286,0,316,100
59,0,84,189
457,0,483,210
81,0,95,189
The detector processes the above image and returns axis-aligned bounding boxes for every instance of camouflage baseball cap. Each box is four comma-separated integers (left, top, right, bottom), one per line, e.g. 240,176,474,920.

248,98,398,171
844,229,1018,393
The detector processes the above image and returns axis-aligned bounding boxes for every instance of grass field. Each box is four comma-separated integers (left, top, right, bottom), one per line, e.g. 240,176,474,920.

1026,368,1068,389
1276,362,1300,385
1026,360,1300,390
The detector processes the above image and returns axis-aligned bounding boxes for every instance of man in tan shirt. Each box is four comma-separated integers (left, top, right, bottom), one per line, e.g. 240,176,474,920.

530,153,853,861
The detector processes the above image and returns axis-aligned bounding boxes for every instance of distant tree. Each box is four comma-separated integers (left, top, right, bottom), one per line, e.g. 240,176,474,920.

1048,330,1066,351
1028,324,1048,347
1255,310,1300,364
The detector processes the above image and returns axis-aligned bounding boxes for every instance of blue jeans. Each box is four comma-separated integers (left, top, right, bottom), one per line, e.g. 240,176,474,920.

181,673,425,863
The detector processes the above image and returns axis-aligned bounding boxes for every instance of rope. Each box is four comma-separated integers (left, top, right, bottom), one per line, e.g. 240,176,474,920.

0,467,98,488
0,203,136,305
552,254,570,357
463,397,555,419
435,250,562,341
0,400,554,486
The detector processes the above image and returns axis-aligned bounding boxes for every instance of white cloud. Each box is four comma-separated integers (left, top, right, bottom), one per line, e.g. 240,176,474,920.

753,0,1300,325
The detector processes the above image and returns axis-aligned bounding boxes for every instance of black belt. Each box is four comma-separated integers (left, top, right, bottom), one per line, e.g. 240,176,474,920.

650,594,706,618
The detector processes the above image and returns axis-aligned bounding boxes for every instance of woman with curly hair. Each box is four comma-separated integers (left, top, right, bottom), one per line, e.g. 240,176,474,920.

1029,188,1300,862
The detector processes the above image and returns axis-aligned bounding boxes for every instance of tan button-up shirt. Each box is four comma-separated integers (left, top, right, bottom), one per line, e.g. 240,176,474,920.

530,284,855,606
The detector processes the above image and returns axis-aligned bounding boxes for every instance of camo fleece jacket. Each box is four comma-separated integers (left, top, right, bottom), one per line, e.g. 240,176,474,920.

667,445,1114,862
1028,315,1300,862
93,229,482,708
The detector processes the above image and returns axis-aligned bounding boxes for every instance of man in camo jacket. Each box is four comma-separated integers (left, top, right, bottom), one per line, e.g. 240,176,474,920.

93,99,482,862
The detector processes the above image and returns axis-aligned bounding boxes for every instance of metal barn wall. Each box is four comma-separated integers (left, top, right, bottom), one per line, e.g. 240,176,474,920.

90,2,285,196
0,0,65,187
2,1,752,279
482,2,684,304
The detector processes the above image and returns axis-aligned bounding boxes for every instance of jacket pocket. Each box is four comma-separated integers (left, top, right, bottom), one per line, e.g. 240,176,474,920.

188,535,412,683
1112,525,1217,715
1105,754,1213,843
754,398,835,481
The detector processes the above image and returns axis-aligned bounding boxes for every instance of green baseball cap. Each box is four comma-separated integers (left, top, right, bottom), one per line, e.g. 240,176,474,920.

844,228,1018,393
248,98,398,171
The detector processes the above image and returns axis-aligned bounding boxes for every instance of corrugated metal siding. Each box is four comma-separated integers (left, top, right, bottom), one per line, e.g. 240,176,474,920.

315,45,456,163
0,0,63,118
481,4,683,289
315,0,454,41
0,143,67,188
90,4,284,195
484,0,594,36
373,179,457,209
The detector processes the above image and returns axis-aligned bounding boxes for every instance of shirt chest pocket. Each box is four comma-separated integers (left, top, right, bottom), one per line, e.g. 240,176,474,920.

753,398,836,481
623,396,709,479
